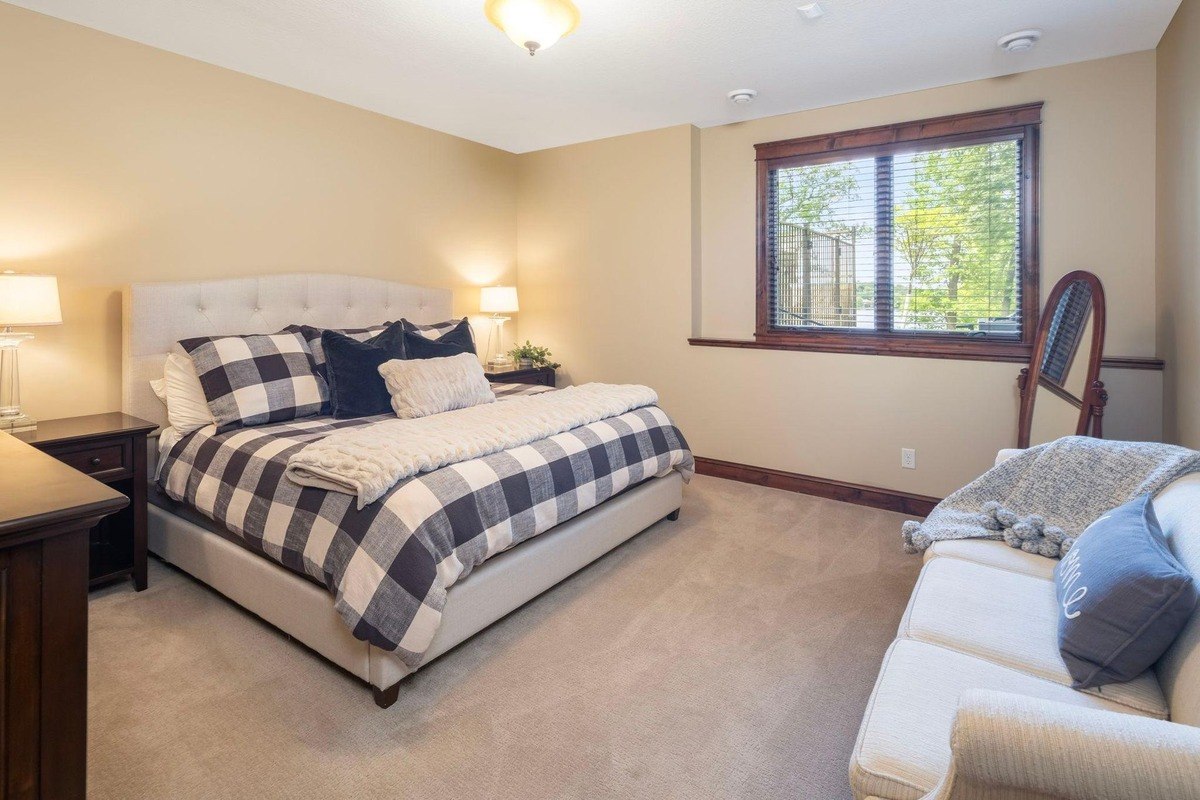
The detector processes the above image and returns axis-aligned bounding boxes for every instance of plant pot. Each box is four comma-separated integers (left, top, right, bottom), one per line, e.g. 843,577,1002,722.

518,358,534,369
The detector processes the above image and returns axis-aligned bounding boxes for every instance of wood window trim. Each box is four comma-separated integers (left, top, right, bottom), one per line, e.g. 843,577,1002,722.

685,337,1166,371
754,103,1042,361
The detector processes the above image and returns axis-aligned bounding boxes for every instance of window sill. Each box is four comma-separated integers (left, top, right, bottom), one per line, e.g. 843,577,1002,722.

687,337,1165,370
690,333,1032,363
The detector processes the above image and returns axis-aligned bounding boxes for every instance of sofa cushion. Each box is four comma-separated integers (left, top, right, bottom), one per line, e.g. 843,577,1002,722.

923,537,1056,581
849,639,1162,800
899,557,1167,718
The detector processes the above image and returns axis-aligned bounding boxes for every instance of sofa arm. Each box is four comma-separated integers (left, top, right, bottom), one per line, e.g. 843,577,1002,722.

994,448,1024,467
920,690,1200,800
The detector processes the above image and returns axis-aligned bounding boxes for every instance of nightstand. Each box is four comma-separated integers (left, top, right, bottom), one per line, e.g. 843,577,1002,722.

14,412,157,591
484,365,557,387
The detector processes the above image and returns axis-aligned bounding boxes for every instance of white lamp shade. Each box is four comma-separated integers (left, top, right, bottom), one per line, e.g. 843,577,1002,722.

484,0,580,54
0,273,62,326
480,286,519,314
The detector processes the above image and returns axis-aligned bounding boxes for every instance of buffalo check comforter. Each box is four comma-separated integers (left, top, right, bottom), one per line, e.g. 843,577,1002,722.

157,384,693,667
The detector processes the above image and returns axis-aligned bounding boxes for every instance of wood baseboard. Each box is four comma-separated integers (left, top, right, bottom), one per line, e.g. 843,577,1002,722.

693,456,940,517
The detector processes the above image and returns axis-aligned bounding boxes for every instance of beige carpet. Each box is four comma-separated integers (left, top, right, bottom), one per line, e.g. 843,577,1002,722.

88,475,921,799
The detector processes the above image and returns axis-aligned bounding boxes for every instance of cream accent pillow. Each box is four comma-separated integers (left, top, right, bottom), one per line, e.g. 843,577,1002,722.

150,353,217,435
378,353,496,420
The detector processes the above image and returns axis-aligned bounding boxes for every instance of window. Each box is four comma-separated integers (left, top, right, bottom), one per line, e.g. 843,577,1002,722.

755,104,1041,360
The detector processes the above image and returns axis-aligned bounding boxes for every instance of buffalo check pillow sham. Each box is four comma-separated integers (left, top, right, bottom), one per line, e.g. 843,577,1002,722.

178,330,327,431
285,323,394,379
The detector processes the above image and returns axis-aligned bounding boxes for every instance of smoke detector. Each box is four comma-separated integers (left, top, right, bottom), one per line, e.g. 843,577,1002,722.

728,89,758,105
998,29,1041,53
797,3,825,19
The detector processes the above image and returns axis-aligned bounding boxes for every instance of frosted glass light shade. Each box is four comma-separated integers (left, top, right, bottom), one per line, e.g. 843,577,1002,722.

480,286,519,314
0,273,62,326
485,0,580,55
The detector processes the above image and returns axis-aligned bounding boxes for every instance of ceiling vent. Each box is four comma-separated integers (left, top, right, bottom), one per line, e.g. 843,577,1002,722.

998,29,1041,53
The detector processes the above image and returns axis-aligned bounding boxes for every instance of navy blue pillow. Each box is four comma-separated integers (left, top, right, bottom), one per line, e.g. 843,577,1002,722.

321,323,407,419
401,318,476,357
1055,495,1198,689
403,329,475,359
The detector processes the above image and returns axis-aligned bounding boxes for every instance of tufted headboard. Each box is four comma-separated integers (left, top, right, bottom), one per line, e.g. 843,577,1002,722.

123,273,453,429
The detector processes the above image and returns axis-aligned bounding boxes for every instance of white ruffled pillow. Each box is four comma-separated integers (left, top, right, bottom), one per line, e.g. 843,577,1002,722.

378,353,495,419
149,353,217,435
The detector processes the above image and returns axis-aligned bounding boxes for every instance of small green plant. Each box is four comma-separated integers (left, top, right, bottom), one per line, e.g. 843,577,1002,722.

507,340,560,369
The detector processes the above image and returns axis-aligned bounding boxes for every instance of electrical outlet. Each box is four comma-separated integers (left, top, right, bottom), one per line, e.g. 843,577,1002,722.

901,448,917,470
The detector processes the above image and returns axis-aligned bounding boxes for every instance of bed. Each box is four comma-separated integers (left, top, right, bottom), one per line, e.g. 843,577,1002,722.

123,273,689,707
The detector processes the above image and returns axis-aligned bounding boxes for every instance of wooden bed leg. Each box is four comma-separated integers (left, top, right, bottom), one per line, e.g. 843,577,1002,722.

373,683,401,709
665,508,680,522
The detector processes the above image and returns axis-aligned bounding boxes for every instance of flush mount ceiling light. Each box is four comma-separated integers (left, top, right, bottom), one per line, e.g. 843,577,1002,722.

998,29,1042,53
485,0,581,56
728,89,758,105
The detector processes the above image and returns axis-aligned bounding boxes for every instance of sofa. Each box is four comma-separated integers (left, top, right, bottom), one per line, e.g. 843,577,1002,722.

849,453,1200,800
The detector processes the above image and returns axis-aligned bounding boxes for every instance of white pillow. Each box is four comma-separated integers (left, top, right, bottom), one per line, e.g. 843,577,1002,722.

150,353,217,435
378,353,496,420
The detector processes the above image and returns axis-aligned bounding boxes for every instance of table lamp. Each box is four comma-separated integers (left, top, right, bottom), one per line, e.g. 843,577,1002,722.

480,286,519,369
0,272,62,431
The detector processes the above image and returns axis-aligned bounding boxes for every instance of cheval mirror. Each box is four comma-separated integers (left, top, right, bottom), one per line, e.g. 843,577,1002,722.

1017,270,1108,449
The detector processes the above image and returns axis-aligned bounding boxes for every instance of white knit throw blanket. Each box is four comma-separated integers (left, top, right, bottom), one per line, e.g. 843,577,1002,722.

286,383,659,508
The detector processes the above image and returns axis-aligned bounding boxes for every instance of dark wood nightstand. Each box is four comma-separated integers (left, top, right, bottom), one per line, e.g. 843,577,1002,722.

14,412,157,591
484,365,557,387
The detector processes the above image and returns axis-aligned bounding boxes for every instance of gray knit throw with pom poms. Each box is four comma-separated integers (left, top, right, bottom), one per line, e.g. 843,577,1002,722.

902,437,1200,559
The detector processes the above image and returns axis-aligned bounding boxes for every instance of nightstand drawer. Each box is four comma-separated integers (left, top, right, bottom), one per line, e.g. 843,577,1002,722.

44,439,131,480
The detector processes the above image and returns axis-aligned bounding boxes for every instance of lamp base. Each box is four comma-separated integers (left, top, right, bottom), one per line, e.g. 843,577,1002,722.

0,413,36,432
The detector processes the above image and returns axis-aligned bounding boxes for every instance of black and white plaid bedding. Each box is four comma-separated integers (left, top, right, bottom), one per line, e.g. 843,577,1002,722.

178,330,328,431
158,383,693,667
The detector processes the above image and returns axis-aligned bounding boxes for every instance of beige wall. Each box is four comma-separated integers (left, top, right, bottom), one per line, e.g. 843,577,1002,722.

1158,0,1200,447
0,4,518,422
0,3,1171,498
518,53,1162,497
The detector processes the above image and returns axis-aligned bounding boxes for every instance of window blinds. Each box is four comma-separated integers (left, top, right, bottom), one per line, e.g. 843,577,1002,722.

767,138,1023,339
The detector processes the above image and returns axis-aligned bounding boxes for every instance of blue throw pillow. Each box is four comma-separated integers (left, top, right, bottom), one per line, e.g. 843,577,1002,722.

401,318,476,357
403,329,475,360
1055,495,1198,689
322,323,407,419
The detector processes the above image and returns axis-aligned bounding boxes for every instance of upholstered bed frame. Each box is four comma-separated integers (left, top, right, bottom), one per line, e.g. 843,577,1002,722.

123,274,683,708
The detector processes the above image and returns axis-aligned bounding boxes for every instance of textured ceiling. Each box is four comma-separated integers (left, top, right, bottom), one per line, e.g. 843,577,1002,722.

7,0,1182,153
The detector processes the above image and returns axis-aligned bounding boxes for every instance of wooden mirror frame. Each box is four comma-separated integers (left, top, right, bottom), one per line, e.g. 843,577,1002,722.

1017,270,1108,449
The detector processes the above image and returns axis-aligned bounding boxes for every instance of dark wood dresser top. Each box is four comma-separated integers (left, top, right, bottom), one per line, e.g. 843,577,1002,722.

0,431,128,541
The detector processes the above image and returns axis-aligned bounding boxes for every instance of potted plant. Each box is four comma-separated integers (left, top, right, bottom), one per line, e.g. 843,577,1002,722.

507,341,560,370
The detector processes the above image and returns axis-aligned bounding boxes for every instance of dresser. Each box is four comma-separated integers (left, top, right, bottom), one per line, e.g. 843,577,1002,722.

0,432,127,798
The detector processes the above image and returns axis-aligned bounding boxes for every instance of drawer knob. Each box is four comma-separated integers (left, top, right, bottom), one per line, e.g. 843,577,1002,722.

89,456,102,466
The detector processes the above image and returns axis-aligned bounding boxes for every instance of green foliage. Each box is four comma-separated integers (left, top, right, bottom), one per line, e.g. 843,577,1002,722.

773,141,1021,334
892,141,1020,332
507,340,560,369
775,161,863,233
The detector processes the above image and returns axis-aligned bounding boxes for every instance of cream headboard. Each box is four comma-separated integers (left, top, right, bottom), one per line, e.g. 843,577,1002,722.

123,273,453,428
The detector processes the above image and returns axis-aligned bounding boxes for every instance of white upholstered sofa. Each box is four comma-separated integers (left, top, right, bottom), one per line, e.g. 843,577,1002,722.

850,454,1200,800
